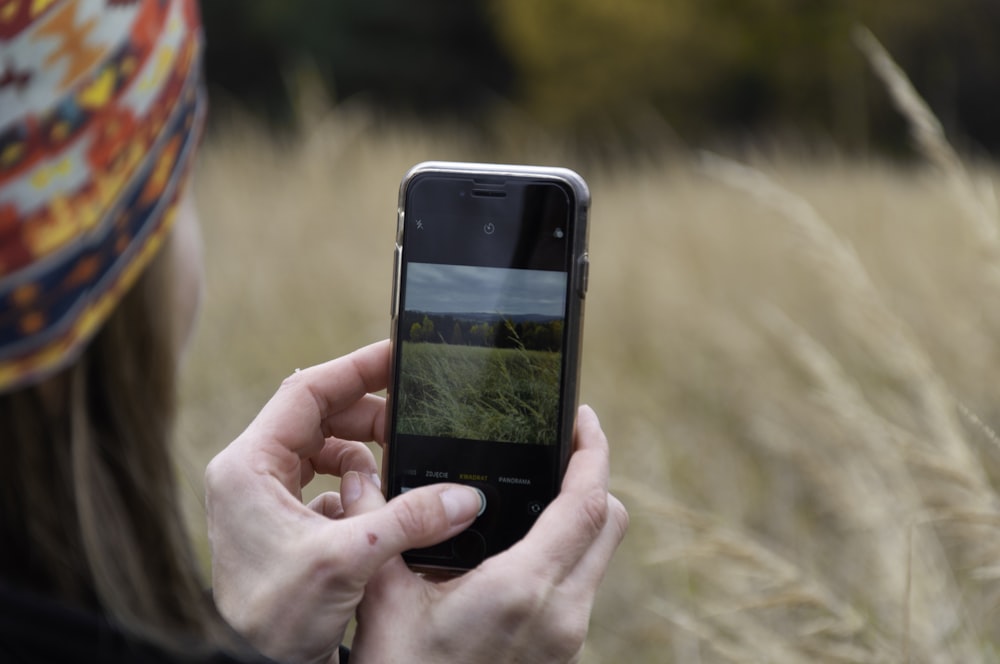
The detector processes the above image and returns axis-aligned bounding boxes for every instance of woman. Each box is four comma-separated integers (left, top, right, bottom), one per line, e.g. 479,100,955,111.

0,2,627,662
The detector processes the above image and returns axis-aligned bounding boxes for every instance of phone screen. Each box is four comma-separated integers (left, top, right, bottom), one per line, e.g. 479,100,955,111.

387,169,585,570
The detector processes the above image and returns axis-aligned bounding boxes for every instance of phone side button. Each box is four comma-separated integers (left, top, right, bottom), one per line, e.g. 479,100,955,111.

577,253,589,299
390,246,401,317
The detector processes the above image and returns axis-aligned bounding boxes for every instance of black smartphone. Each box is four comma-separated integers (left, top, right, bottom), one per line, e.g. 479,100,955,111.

383,161,590,574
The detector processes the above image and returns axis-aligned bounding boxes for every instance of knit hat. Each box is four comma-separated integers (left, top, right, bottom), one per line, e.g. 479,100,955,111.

0,0,206,392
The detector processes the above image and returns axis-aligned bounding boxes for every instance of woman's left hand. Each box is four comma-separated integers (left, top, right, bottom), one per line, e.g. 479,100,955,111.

204,340,483,664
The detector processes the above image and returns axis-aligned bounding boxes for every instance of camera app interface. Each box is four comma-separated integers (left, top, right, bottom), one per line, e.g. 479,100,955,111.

391,178,574,564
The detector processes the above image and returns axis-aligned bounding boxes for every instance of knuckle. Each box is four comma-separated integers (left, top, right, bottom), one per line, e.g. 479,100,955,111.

495,581,589,659
577,486,609,540
278,370,305,391
547,613,590,657
339,442,377,473
390,494,441,540
608,494,630,540
496,576,548,626
289,531,354,589
277,371,321,410
306,547,349,585
277,370,327,424
203,443,254,498
203,452,232,496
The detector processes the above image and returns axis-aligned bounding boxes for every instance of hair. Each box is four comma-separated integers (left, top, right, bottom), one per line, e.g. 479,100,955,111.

0,233,234,653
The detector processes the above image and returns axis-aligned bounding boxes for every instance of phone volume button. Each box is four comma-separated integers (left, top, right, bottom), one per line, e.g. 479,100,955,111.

577,254,589,298
390,246,401,317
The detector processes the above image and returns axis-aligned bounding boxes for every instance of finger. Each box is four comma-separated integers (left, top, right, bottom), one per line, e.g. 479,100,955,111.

309,439,379,480
300,395,384,486
556,493,629,603
509,405,611,578
565,405,611,492
358,552,430,628
356,552,428,640
364,551,418,593
246,340,389,457
231,341,390,492
496,495,627,661
338,472,483,576
307,491,345,519
319,393,387,446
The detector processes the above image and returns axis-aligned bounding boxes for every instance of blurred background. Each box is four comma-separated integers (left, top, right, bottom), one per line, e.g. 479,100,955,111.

197,0,1000,157
177,2,1000,662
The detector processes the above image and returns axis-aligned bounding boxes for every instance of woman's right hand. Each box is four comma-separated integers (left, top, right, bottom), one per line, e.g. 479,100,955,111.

204,341,484,664
345,405,629,663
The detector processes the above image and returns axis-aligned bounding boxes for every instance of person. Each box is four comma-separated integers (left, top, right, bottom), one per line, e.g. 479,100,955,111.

0,2,628,663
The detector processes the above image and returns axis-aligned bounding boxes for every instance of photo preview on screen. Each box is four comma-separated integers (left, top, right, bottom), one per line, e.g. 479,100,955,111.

396,262,567,446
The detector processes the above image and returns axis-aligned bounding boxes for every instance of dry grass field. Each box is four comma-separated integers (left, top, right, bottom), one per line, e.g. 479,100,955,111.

175,45,1000,663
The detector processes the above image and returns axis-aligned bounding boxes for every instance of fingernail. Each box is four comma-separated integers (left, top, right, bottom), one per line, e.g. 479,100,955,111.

440,486,485,525
341,471,362,506
370,473,382,490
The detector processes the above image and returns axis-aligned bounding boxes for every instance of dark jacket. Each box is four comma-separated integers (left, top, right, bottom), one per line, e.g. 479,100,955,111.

0,583,350,663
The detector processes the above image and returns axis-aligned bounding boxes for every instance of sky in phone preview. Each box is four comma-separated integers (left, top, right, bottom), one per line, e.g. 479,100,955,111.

405,263,566,317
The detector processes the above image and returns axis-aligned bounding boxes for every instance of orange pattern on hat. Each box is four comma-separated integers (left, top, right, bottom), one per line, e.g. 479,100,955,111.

0,0,207,392
34,0,105,90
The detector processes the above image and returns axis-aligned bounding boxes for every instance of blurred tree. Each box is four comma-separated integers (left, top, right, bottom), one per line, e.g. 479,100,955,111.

490,0,1000,154
488,0,695,127
200,0,513,127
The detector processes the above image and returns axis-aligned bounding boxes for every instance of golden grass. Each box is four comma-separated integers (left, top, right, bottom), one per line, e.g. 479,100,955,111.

175,39,1000,663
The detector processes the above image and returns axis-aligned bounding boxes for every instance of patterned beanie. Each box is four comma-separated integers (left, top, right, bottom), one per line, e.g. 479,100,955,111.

0,0,206,392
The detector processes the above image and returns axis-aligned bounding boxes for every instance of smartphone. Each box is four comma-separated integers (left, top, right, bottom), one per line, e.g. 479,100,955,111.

383,161,590,574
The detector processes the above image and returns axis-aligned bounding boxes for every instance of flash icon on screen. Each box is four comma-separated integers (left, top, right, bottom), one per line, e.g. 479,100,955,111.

416,219,424,230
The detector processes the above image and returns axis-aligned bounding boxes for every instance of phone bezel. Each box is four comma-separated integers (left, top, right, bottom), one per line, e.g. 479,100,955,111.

384,161,590,574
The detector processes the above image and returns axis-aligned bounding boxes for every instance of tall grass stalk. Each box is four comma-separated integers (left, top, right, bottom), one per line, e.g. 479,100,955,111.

852,27,999,251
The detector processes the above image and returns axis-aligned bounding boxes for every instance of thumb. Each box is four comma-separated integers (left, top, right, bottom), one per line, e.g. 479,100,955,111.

339,472,482,568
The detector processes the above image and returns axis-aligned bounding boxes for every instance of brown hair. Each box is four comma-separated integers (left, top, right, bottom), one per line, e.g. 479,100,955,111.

0,239,232,651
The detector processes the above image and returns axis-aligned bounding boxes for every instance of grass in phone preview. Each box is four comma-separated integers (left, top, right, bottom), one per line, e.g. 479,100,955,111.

397,263,566,445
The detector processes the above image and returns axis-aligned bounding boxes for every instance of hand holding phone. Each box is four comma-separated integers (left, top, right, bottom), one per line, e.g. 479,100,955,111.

384,161,591,573
205,341,483,664
351,405,629,663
